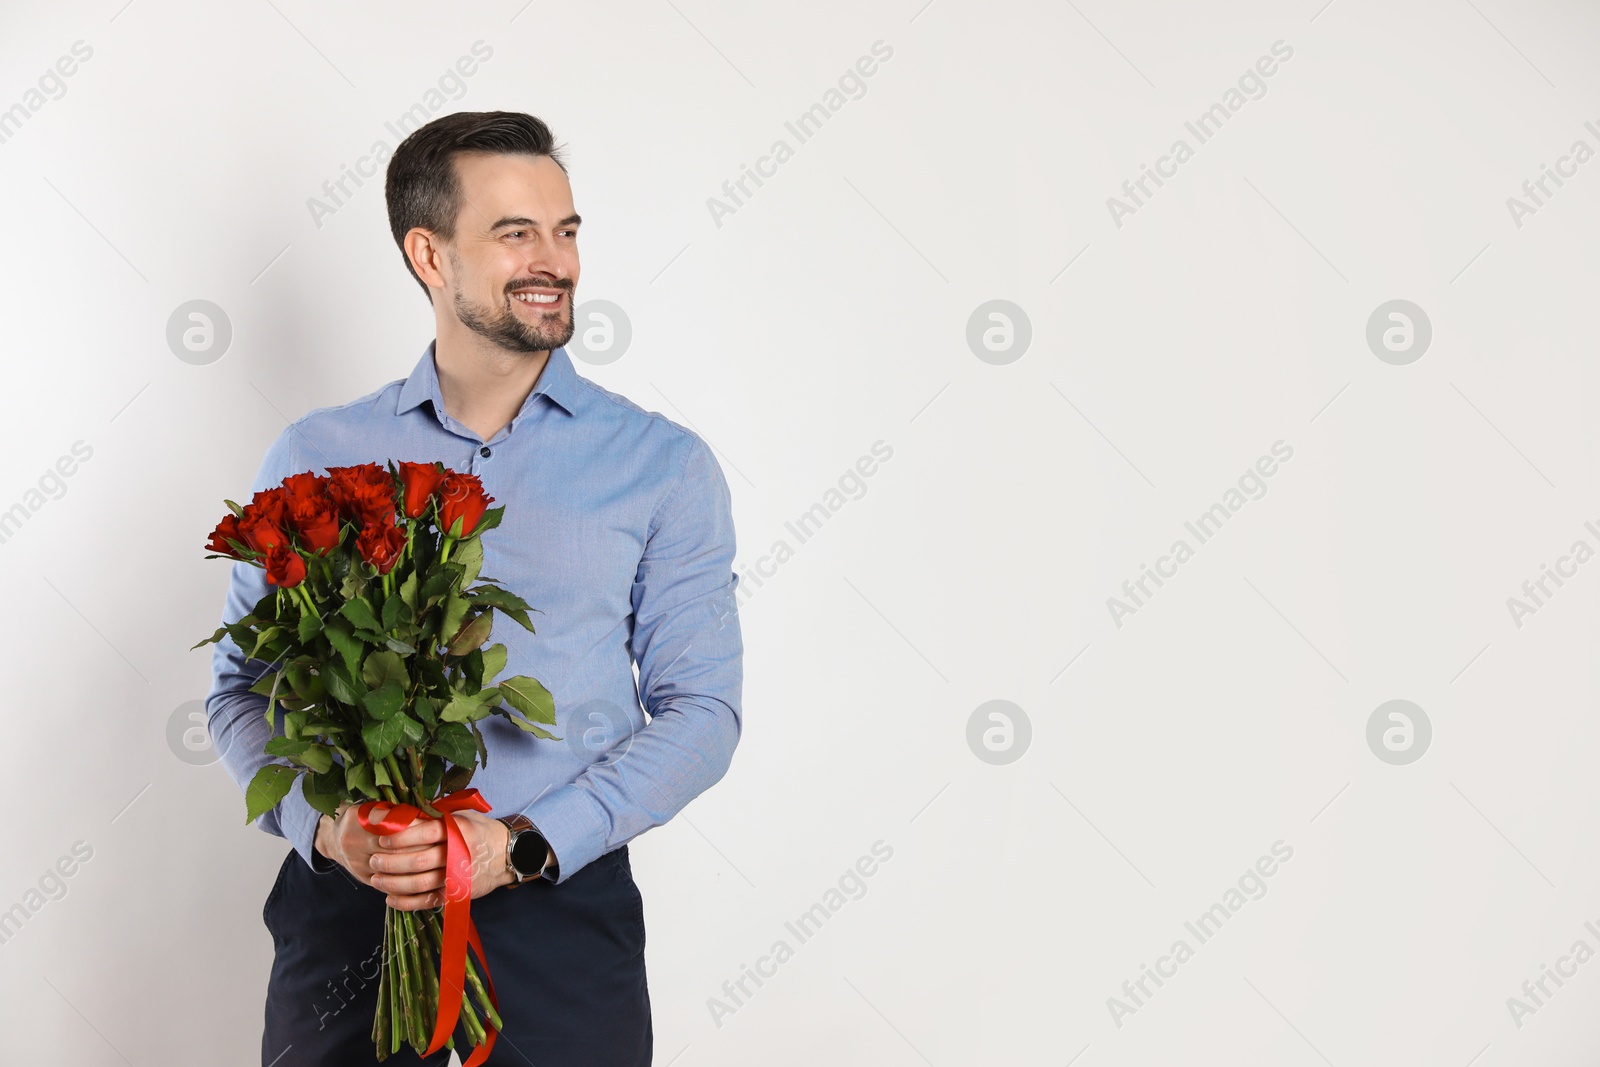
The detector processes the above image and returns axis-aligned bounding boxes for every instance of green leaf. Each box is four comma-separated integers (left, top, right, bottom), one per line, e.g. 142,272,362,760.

192,625,229,651
446,612,494,656
373,758,391,787
224,498,245,518
466,585,532,613
263,736,334,774
264,736,308,759
507,717,560,740
472,722,489,768
345,760,380,799
384,638,417,655
323,616,363,678
362,681,405,720
441,688,499,723
480,643,508,685
463,648,485,692
498,674,556,724
297,612,324,642
340,598,382,632
440,594,470,650
398,571,418,609
249,671,279,698
361,650,408,691
422,755,444,799
439,758,475,792
322,661,366,706
455,536,484,588
466,587,537,633
362,715,408,761
381,593,403,631
420,570,454,604
430,723,477,768
249,626,284,661
398,713,425,746
412,694,438,728
303,767,345,817
245,764,298,824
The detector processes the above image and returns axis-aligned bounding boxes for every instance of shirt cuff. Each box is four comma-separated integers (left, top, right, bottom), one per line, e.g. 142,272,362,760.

281,779,339,874
521,784,607,886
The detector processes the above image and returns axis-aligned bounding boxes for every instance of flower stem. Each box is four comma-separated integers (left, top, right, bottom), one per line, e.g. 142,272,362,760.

386,907,403,1056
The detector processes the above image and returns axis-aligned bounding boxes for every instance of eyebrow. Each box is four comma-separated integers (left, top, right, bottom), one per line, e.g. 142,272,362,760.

489,213,582,232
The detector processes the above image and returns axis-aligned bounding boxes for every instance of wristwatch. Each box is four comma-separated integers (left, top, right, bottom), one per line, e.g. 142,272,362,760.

500,813,557,885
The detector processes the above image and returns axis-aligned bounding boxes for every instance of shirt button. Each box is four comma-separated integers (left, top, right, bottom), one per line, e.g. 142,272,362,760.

480,446,491,458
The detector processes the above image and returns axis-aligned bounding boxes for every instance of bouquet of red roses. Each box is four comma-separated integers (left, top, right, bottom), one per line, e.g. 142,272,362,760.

194,460,558,1064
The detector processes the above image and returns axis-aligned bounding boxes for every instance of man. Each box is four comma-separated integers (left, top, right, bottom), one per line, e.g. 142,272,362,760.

205,110,744,1066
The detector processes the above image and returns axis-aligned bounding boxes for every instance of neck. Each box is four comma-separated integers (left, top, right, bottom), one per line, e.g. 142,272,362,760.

433,322,551,442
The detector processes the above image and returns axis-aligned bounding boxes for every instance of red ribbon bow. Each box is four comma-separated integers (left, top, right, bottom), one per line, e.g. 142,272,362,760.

358,787,500,1065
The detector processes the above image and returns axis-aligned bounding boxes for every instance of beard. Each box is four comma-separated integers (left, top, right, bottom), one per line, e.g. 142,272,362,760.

452,279,577,354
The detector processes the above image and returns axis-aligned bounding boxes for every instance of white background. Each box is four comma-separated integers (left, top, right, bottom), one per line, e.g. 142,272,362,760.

2,1,1599,1064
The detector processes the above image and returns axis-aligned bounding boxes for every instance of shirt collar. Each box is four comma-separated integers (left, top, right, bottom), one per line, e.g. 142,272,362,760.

396,339,580,422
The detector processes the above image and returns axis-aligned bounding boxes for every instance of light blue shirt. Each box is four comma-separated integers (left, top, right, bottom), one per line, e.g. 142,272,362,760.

206,340,744,884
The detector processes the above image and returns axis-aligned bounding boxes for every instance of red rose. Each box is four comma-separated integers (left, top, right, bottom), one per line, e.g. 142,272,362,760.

328,463,398,525
397,461,449,519
237,488,288,552
437,471,494,537
282,472,342,555
262,541,307,588
356,520,406,575
205,514,248,559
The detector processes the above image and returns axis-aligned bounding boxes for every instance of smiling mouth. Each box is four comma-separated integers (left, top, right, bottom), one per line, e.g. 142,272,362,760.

510,289,564,308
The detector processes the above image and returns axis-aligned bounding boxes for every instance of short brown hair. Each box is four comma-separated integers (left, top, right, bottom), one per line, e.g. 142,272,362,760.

384,111,569,301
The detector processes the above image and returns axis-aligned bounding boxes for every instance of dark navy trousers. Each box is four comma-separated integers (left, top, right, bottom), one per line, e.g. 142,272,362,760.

261,843,651,1066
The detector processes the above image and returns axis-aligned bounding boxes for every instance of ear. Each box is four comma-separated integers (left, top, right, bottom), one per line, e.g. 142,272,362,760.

404,228,449,291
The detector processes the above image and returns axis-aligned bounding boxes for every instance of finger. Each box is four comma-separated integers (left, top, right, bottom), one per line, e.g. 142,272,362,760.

387,888,446,912
375,821,445,850
372,869,445,898
370,845,445,875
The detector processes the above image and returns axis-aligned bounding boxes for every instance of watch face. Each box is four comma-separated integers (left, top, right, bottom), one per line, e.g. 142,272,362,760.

510,830,545,875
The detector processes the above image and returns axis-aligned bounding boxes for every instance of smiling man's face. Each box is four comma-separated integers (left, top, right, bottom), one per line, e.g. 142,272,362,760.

443,151,581,355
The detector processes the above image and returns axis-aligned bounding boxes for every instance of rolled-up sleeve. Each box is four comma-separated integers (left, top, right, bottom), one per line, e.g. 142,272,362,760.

205,423,338,873
524,432,745,883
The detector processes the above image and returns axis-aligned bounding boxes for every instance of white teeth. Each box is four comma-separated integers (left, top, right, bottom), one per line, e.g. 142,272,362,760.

513,291,560,304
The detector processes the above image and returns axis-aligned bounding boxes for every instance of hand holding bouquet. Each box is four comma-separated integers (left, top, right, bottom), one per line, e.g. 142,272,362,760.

195,459,559,1064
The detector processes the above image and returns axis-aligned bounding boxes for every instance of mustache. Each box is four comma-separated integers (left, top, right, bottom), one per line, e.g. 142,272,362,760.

506,277,574,294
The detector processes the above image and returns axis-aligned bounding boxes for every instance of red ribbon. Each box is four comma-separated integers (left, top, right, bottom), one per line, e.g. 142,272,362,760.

358,787,500,1066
